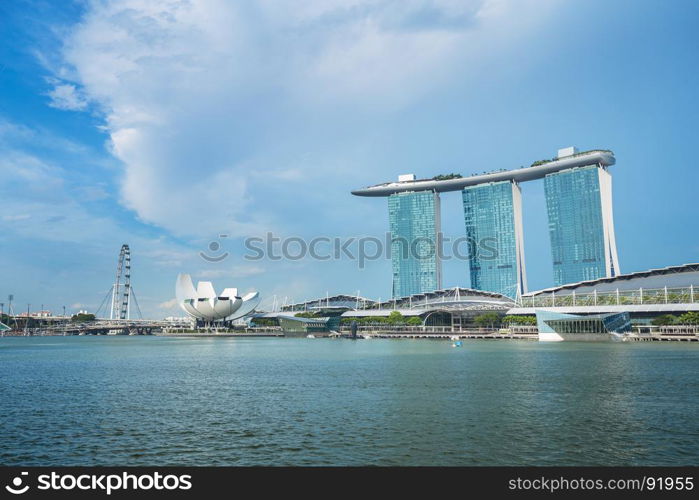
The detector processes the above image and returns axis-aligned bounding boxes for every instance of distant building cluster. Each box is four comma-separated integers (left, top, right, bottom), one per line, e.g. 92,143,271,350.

347,146,698,340
18,310,52,318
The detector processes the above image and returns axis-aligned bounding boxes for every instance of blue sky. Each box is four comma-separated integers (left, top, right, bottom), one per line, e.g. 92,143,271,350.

1,0,697,318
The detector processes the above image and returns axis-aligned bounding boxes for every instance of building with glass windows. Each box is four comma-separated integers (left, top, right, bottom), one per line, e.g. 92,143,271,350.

388,190,442,297
544,164,619,286
462,181,526,298
276,315,341,337
535,310,631,341
352,147,619,297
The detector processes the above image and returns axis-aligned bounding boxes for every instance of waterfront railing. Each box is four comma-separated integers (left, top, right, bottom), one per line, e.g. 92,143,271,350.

519,286,696,308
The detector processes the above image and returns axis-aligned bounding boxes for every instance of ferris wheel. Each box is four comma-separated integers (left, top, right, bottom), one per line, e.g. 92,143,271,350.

93,244,143,320
110,244,132,320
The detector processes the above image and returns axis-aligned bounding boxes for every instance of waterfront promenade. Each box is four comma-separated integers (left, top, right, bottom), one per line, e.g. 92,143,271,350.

4,324,698,341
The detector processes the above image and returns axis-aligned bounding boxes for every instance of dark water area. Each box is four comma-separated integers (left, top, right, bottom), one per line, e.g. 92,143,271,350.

1,336,697,466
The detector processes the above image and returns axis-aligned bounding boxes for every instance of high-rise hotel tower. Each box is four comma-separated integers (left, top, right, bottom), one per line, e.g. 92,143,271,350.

352,147,619,299
462,181,527,298
544,152,620,286
388,188,442,298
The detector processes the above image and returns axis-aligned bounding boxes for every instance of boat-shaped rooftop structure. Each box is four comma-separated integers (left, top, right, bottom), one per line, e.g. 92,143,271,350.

351,150,615,197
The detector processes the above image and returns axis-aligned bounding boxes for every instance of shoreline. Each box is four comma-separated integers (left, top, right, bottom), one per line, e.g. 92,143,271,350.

3,331,698,342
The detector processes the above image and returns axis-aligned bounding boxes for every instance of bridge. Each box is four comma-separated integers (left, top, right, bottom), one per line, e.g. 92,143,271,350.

0,318,183,336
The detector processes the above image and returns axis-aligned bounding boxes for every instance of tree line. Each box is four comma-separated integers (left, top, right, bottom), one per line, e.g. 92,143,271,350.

651,312,699,326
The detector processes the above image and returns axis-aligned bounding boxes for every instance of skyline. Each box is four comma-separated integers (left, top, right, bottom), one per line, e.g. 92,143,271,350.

1,0,699,318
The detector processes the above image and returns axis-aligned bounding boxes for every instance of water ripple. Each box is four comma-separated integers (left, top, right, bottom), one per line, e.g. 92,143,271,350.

1,337,698,465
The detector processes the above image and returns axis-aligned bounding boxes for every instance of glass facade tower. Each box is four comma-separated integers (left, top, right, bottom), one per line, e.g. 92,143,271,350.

545,165,620,286
388,191,442,298
462,181,527,298
354,148,620,298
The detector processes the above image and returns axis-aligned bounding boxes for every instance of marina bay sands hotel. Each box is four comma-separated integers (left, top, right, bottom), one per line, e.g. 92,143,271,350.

352,147,620,299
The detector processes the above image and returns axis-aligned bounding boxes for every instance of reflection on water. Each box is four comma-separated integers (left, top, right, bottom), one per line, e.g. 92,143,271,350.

0,337,697,466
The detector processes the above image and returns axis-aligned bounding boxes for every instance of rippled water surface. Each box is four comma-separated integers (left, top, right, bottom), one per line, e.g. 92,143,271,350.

1,336,698,466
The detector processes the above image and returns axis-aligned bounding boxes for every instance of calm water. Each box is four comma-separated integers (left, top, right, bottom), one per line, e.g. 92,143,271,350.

1,336,698,466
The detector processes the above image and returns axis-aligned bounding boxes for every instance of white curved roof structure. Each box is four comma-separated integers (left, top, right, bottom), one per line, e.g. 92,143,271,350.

351,150,615,197
175,274,261,321
233,291,261,318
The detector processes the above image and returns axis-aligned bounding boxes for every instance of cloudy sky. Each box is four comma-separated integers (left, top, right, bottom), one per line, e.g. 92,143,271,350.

1,0,698,318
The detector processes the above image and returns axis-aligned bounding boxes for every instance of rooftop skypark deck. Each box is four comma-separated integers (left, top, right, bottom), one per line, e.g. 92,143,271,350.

351,149,615,196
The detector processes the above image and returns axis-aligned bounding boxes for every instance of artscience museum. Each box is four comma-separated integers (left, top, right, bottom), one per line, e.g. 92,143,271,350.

175,274,261,323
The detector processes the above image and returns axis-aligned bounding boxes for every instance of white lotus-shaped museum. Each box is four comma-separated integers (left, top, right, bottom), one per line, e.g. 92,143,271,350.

176,274,261,321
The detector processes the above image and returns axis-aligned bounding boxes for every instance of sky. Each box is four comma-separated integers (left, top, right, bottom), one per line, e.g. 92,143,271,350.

1,0,698,318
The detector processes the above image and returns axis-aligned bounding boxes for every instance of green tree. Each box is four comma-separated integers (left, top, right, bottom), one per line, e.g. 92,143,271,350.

677,312,699,325
387,311,404,325
503,315,536,325
71,313,96,323
406,316,422,326
294,312,319,318
651,314,677,326
432,173,463,181
474,312,501,328
250,317,278,326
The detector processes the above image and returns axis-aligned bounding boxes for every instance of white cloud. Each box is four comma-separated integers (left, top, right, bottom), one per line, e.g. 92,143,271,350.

0,135,203,318
196,265,266,279
140,247,195,268
158,298,178,309
0,119,199,270
46,82,88,111
2,214,32,222
77,184,110,201
53,0,555,238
